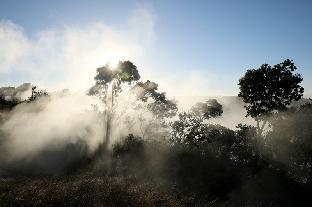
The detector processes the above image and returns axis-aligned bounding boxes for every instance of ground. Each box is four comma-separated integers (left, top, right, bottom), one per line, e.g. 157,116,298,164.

0,176,197,207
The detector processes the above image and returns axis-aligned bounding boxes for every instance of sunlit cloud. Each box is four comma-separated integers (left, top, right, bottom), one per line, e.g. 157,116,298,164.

0,7,231,97
0,8,155,92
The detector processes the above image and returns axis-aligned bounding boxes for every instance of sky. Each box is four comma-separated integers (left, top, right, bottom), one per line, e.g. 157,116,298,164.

0,0,311,96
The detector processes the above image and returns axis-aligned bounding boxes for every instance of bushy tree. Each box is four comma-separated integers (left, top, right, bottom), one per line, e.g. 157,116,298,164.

112,134,145,176
130,80,178,139
190,99,223,120
0,84,48,110
0,96,20,110
132,80,178,119
232,124,266,172
238,59,304,135
170,99,223,147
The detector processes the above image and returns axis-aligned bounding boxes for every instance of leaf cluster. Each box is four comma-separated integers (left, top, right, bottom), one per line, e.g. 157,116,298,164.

238,59,304,118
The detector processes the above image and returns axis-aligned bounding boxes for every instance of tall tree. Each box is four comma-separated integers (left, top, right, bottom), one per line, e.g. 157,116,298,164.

89,61,140,150
238,59,304,135
89,61,177,150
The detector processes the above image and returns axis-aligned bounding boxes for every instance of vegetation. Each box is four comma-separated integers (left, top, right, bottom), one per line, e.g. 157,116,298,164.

0,59,312,206
238,59,304,135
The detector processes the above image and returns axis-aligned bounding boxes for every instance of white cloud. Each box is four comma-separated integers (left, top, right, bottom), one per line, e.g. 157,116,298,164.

0,20,30,73
0,9,155,91
0,8,231,97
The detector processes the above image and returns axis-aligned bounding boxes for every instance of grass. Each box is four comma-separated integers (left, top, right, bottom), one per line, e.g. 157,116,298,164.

0,175,196,207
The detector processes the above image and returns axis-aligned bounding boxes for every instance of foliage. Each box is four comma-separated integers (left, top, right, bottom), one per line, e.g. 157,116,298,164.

190,99,223,119
88,61,140,105
133,80,178,119
238,59,304,119
266,102,312,183
112,134,146,176
0,176,192,207
170,99,223,146
2,58,312,206
0,85,48,110
88,61,178,150
27,86,48,102
111,133,241,200
164,144,241,197
0,96,20,110
232,124,267,171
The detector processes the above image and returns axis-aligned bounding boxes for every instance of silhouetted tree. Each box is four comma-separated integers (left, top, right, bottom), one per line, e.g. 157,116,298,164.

27,86,48,102
238,59,304,135
232,124,267,172
170,99,223,147
131,80,178,139
89,61,177,150
133,80,178,119
0,83,35,109
190,99,223,120
112,134,145,176
0,96,20,110
88,61,140,150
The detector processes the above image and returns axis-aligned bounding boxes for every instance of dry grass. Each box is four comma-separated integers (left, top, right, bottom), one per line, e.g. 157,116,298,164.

0,176,195,207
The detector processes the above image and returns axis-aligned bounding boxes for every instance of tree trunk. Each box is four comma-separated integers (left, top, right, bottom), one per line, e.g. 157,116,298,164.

103,112,111,151
102,84,114,151
256,118,267,136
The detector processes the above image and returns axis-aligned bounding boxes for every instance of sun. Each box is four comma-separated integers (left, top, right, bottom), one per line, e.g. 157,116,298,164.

107,60,120,70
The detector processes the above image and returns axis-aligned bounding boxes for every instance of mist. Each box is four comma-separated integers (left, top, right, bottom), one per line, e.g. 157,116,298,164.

0,81,174,176
1,2,312,206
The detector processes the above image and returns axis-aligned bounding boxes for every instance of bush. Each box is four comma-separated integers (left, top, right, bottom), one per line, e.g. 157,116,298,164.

112,134,146,177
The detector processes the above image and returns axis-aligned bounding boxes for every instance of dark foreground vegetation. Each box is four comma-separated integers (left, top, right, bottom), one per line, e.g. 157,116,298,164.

1,59,312,206
0,176,196,206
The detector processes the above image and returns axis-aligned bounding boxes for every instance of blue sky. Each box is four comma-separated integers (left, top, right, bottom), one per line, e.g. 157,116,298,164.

0,0,311,96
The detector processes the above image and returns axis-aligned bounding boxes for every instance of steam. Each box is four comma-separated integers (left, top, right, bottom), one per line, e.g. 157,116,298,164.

0,92,103,160
0,83,171,175
174,96,255,129
0,83,32,101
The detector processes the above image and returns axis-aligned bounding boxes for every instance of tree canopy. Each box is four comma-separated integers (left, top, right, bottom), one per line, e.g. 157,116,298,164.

88,61,140,99
132,80,178,119
88,60,178,148
170,99,223,146
190,99,223,120
238,59,304,119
